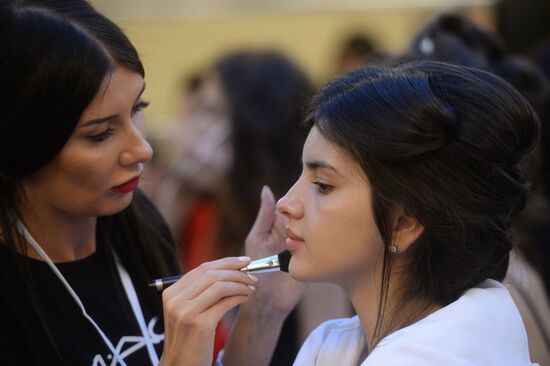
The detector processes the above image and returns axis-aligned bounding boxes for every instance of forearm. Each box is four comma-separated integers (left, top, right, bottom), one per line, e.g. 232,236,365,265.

222,302,288,366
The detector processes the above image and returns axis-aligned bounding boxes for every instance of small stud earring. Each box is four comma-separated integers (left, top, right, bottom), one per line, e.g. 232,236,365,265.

388,244,397,253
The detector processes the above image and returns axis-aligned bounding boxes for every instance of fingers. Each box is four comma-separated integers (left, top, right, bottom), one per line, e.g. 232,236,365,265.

198,255,252,271
166,267,258,302
168,256,250,288
204,294,251,322
164,280,254,324
249,185,276,236
162,276,255,336
161,256,257,365
162,256,257,312
188,280,255,313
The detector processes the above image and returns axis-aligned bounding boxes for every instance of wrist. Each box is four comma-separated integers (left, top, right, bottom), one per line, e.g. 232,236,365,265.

238,299,289,326
223,301,287,366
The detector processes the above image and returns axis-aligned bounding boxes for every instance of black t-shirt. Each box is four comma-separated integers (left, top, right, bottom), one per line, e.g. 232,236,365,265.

0,241,164,365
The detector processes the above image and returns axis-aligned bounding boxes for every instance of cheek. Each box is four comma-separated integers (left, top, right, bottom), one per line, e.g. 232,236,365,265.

313,192,380,247
293,193,383,282
59,153,112,192
43,147,119,213
53,154,131,216
321,206,382,264
340,197,384,264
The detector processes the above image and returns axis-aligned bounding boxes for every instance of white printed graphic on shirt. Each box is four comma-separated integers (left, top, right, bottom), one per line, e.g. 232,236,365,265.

92,317,163,366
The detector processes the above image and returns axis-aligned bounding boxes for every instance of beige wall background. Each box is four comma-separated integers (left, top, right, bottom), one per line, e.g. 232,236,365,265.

89,1,495,135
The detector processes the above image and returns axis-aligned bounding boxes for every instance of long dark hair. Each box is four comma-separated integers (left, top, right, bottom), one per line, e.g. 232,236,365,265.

307,61,540,346
214,51,314,250
0,0,176,361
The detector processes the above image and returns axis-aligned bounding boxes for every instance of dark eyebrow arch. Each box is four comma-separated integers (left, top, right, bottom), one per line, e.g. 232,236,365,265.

305,160,344,177
81,82,146,127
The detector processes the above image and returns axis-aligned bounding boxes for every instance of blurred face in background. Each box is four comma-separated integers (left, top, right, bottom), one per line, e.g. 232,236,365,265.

171,71,234,191
21,66,153,218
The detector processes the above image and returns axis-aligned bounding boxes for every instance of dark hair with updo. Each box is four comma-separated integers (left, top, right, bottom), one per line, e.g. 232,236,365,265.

0,1,176,362
307,61,540,345
407,12,550,295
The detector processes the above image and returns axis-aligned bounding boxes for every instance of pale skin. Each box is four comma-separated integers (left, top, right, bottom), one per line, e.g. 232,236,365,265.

226,127,439,365
278,127,438,350
14,66,257,366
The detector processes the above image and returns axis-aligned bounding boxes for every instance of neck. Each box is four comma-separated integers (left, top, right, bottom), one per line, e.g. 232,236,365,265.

345,268,440,351
16,202,97,263
344,271,383,350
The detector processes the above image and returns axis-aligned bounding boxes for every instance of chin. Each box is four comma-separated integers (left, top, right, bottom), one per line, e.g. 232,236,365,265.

289,255,345,285
288,259,320,283
98,192,134,216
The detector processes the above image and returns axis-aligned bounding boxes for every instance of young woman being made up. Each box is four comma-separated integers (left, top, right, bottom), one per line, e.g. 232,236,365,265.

225,61,540,365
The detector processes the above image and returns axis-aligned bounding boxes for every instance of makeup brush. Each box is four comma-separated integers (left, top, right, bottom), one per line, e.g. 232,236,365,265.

148,250,291,291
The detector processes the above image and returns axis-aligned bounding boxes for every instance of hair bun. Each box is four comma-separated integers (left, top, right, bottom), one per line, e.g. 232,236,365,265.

360,69,461,160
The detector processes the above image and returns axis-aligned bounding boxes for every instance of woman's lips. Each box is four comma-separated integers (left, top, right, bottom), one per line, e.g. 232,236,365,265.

111,177,140,193
285,228,305,252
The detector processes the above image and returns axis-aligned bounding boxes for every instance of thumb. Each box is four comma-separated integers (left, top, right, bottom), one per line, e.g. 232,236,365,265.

250,185,276,236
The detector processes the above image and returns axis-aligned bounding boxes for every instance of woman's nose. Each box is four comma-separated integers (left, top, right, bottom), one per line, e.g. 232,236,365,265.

119,123,153,167
276,183,303,219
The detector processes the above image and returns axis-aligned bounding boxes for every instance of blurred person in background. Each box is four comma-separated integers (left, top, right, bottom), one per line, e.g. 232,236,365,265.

333,32,394,76
405,13,550,364
140,71,204,204
153,50,314,364
335,33,376,75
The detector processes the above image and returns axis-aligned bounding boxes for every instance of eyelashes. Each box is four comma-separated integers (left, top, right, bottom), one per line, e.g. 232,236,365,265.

86,100,150,142
87,127,115,142
132,100,150,115
312,181,333,194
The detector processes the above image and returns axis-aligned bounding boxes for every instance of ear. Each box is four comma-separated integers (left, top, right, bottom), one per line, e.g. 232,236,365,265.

391,206,424,253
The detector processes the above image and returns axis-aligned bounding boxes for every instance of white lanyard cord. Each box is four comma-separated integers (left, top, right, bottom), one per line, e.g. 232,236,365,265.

15,220,129,366
114,252,160,365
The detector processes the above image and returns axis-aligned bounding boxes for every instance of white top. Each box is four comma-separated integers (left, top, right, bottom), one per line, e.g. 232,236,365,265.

294,280,537,366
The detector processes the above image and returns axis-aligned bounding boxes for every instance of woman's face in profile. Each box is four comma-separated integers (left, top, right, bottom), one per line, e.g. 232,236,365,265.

21,67,153,218
277,127,385,287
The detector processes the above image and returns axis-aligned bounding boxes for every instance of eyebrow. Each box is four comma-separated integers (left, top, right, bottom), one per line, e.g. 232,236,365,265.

81,82,146,127
304,160,344,177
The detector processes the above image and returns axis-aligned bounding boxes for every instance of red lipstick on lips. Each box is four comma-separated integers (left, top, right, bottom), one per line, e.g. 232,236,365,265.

111,176,140,193
285,228,305,252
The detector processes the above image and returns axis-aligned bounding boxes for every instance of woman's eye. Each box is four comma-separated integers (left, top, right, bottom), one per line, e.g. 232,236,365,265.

87,127,115,142
313,181,333,194
132,100,150,115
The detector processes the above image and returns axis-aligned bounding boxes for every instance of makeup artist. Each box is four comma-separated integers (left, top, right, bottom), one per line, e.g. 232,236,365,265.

0,1,262,365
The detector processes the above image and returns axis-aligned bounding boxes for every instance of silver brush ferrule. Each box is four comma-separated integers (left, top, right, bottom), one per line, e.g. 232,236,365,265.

240,254,280,273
